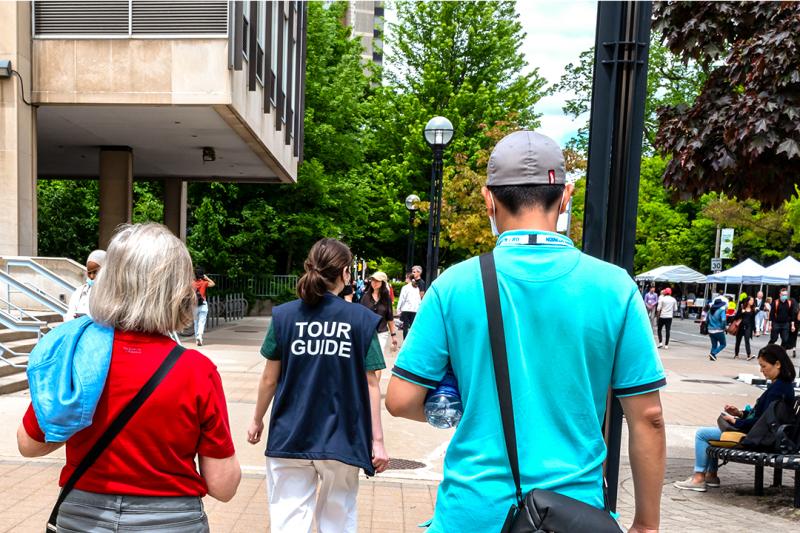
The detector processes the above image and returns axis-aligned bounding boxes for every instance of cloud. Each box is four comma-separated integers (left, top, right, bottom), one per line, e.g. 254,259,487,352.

518,1,597,144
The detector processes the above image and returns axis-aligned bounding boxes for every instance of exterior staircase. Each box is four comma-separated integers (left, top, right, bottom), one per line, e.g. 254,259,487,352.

0,312,63,395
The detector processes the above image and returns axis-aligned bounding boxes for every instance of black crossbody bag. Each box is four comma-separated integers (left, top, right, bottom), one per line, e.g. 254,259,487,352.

479,253,623,533
45,345,185,532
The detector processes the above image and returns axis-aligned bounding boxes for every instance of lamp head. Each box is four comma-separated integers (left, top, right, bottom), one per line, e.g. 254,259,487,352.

0,59,12,78
423,116,454,147
405,194,420,211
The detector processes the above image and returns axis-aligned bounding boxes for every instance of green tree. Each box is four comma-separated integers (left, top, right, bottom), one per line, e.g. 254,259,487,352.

653,1,800,206
37,179,99,261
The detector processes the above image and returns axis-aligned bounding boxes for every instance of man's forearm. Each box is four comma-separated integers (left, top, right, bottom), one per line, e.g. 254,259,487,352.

628,417,666,529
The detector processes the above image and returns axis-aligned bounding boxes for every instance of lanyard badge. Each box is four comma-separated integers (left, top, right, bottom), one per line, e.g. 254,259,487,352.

496,232,573,248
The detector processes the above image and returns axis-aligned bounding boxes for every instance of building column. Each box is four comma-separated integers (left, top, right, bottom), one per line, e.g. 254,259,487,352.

163,179,187,241
98,147,133,248
0,1,37,256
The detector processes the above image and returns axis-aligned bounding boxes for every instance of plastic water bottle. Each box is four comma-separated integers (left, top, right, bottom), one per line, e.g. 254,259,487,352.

425,368,463,429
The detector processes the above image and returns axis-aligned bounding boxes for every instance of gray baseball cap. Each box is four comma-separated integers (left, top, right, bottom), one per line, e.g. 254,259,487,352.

487,131,566,186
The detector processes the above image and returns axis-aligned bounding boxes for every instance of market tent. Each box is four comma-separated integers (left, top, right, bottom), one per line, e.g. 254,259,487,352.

635,265,706,284
761,256,800,285
706,258,766,284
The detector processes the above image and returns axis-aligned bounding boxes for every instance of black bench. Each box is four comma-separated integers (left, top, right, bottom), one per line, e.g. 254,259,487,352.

707,446,800,507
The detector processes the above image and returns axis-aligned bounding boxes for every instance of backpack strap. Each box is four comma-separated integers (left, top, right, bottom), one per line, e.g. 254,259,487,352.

46,344,185,531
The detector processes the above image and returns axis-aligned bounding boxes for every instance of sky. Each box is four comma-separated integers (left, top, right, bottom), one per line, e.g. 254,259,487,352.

517,1,598,145
383,1,598,147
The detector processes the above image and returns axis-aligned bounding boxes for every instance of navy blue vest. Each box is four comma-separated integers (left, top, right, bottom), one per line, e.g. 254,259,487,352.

267,293,381,474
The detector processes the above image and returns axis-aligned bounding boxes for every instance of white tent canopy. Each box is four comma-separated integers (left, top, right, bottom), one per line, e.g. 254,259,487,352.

635,265,706,284
761,256,800,285
706,258,766,285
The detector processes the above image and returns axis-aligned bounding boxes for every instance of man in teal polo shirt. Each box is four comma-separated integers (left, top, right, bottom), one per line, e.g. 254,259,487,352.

386,131,666,533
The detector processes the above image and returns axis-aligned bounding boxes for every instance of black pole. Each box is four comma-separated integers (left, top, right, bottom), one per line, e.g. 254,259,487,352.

582,0,652,511
406,210,416,273
425,146,444,285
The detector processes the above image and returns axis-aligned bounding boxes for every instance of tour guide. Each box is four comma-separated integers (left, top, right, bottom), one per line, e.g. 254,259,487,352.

386,131,667,533
247,238,388,533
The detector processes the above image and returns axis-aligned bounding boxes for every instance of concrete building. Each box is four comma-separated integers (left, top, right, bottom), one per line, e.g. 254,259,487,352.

0,1,308,253
344,1,384,69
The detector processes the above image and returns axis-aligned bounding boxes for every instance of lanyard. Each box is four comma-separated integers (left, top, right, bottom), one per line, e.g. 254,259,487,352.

496,232,573,248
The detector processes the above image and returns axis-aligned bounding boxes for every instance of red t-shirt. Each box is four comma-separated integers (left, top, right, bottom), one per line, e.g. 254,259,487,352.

23,330,235,497
193,279,210,299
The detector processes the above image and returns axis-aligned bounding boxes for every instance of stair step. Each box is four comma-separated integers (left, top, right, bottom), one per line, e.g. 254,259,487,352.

0,372,29,395
1,338,38,354
0,329,39,343
0,355,28,378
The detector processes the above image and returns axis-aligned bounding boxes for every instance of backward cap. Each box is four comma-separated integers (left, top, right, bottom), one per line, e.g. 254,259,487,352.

487,131,566,186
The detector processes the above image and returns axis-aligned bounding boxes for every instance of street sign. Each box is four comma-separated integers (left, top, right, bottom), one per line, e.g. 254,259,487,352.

711,258,722,272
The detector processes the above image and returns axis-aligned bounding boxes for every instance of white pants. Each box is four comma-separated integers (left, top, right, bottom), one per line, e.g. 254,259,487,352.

267,458,359,533
377,331,390,358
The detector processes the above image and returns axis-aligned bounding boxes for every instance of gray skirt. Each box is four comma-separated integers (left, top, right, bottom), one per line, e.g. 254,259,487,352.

57,489,209,533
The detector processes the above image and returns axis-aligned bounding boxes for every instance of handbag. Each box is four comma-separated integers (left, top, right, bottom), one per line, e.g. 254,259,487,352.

726,318,741,335
46,345,185,532
479,253,623,533
699,320,709,335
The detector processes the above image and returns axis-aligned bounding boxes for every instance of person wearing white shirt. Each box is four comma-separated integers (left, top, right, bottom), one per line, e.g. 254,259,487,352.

656,288,678,349
397,273,422,340
64,250,106,321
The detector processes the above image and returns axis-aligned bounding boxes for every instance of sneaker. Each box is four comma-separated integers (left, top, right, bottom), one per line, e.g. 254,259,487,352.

709,353,717,361
733,354,739,359
658,343,664,348
673,477,707,492
706,476,721,488
664,344,669,350
196,337,203,346
746,355,754,361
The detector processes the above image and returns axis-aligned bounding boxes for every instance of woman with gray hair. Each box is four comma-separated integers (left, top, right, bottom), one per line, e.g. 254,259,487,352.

18,223,240,532
64,249,106,321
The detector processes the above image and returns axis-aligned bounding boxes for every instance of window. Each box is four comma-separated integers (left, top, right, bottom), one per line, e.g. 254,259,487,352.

271,1,279,104
256,1,266,82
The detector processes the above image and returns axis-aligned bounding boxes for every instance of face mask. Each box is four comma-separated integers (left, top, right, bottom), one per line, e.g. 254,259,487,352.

488,192,500,237
781,294,788,301
86,278,94,287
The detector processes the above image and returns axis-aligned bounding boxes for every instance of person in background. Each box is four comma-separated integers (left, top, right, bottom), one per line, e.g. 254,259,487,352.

397,273,421,340
247,238,388,533
360,271,398,360
657,287,677,349
18,223,240,532
768,287,796,350
733,296,756,360
763,296,773,335
644,286,658,327
674,344,795,492
192,269,216,346
707,296,728,361
411,265,426,297
754,291,767,337
64,250,106,321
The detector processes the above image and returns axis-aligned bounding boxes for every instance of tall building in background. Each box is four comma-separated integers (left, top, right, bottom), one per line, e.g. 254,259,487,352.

344,1,384,71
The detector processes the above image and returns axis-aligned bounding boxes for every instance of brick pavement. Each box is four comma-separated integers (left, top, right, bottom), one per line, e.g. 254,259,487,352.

2,318,800,532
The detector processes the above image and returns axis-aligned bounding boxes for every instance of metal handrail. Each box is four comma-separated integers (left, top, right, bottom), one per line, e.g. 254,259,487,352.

4,257,78,293
0,296,45,325
0,346,28,368
0,271,68,314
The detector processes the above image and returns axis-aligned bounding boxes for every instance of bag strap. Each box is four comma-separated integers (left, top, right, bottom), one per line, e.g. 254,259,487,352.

479,252,524,506
46,344,185,531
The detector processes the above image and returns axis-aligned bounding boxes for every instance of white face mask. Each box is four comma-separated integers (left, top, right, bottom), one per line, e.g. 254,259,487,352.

488,192,500,237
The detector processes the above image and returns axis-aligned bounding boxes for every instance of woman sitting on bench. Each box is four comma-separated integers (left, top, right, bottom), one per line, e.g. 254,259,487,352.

674,344,796,492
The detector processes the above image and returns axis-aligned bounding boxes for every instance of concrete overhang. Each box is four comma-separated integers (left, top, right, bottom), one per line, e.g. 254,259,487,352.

37,104,289,183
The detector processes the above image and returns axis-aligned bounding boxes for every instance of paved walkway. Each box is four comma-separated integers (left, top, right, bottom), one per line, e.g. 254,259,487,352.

1,317,799,532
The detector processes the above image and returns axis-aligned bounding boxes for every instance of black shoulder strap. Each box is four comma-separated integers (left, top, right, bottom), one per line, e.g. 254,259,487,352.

46,344,185,531
479,252,524,506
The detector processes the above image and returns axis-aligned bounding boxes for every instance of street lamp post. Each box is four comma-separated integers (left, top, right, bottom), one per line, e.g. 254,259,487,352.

405,194,420,274
423,116,454,285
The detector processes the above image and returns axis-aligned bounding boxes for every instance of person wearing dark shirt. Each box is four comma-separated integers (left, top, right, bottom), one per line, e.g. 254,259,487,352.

247,238,388,533
674,344,796,492
733,297,756,360
769,288,796,349
411,265,427,296
359,271,398,358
